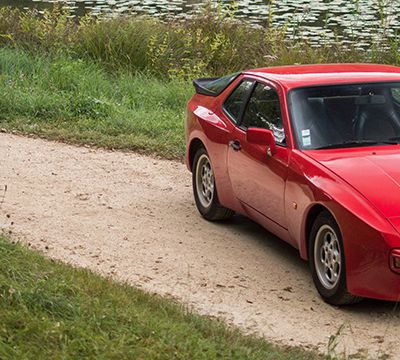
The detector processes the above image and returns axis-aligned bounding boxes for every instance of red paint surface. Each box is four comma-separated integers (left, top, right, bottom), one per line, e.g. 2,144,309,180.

185,64,400,301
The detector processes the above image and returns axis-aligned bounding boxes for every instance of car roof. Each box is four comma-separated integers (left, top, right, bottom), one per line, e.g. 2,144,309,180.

245,63,400,90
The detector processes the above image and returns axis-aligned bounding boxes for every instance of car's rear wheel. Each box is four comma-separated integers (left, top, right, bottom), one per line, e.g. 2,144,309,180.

309,211,361,305
192,147,234,221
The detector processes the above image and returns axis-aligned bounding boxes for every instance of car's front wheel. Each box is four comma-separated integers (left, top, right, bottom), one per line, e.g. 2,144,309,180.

309,211,361,305
192,147,234,221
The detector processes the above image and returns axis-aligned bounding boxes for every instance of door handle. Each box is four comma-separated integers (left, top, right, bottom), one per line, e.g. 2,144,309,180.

229,140,241,151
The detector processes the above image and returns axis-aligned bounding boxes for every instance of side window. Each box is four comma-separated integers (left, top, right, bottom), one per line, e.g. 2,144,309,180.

242,83,285,144
223,80,254,123
391,88,400,103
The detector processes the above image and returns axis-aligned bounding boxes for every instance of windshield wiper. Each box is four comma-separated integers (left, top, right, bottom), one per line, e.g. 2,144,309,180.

314,139,400,150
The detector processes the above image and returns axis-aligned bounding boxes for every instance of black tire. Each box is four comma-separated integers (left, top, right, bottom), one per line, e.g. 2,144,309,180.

192,147,234,221
309,211,361,305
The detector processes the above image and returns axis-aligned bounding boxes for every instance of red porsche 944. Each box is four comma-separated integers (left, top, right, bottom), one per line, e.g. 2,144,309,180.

185,64,400,305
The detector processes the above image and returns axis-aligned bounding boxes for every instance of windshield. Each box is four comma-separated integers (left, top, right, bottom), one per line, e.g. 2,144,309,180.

289,82,400,150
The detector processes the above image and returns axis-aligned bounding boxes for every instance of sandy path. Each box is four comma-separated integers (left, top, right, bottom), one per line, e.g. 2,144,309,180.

0,133,399,359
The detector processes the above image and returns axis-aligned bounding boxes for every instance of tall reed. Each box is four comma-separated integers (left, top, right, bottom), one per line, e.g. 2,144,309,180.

0,4,399,79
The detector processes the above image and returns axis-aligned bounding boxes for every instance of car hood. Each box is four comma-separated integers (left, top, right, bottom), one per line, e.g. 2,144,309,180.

305,147,400,221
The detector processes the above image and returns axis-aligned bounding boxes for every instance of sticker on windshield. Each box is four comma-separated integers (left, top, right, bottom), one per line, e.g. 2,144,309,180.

301,129,311,146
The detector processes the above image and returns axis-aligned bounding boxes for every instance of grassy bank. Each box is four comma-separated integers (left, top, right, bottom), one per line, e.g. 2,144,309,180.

0,5,399,80
0,237,321,359
1,6,400,159
0,47,191,159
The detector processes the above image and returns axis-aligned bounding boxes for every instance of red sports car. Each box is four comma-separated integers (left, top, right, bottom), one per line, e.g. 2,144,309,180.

185,64,400,305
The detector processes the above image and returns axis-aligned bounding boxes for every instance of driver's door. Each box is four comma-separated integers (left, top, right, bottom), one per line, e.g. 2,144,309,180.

226,81,289,228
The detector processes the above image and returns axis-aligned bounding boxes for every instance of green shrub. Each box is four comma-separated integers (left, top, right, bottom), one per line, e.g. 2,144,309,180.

0,4,399,80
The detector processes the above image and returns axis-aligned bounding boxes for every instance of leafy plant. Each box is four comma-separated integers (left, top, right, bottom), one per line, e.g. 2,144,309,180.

0,3,398,81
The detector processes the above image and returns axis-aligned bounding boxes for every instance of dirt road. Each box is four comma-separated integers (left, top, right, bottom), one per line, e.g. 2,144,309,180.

1,133,399,359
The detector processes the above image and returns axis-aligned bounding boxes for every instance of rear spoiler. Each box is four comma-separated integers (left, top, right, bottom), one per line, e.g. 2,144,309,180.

192,72,241,97
193,77,220,97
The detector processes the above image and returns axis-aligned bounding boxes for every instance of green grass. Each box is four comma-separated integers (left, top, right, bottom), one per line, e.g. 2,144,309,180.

1,5,399,80
0,237,322,359
0,6,387,358
0,47,192,159
1,5,400,159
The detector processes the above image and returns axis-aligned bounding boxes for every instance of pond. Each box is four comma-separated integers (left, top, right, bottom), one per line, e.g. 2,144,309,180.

1,0,399,47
